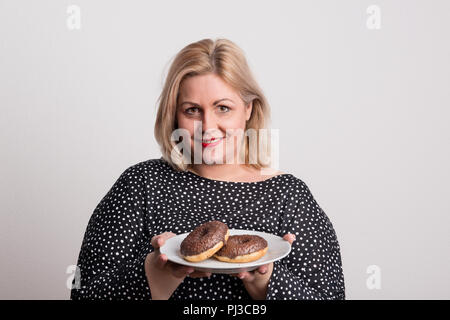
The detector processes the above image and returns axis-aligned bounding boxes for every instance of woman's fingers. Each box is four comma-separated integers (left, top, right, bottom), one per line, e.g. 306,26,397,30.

167,262,211,279
157,255,204,279
169,263,194,278
151,235,164,249
151,232,178,271
151,232,177,249
257,264,268,274
237,271,255,282
153,232,176,248
283,233,296,245
231,262,272,283
157,253,169,269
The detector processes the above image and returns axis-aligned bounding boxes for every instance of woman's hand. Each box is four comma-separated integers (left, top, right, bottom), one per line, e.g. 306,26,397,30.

144,231,212,300
231,233,296,300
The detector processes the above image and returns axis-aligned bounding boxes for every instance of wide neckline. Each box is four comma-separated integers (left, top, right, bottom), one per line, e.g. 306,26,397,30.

183,168,291,185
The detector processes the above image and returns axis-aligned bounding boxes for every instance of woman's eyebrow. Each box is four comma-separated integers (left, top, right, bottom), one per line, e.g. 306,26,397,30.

180,98,234,107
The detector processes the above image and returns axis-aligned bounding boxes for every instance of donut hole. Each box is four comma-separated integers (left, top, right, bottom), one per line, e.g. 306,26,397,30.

239,238,251,244
200,228,209,238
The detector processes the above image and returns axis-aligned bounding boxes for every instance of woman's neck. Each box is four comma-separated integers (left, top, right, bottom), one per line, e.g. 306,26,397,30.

187,163,282,183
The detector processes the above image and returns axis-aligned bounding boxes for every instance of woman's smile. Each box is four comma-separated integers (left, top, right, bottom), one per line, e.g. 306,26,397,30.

200,136,224,148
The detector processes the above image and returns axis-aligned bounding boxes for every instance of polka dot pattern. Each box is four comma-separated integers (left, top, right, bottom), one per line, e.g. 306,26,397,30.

71,158,345,300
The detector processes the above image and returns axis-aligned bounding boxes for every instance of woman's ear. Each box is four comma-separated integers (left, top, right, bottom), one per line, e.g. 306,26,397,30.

246,101,253,121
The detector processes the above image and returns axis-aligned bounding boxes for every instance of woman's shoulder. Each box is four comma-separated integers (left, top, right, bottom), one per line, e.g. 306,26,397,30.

275,171,317,200
120,157,173,181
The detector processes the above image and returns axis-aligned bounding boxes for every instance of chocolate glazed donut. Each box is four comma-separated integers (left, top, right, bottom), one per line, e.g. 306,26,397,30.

180,221,229,262
214,234,268,263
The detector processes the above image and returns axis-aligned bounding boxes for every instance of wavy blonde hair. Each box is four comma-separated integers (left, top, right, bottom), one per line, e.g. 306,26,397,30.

154,38,273,172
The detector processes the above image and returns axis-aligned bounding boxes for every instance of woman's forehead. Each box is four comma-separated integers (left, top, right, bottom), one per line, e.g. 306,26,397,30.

179,74,239,101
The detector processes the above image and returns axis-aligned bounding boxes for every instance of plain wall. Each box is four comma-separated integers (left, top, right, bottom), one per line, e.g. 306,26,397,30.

0,0,449,299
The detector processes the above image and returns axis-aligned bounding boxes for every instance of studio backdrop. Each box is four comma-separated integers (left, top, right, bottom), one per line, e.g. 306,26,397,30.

0,0,449,299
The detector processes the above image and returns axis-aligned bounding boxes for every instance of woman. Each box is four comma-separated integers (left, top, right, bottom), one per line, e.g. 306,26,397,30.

71,38,345,300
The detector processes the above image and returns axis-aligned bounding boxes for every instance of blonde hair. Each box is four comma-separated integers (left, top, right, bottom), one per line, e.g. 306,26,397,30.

154,38,273,172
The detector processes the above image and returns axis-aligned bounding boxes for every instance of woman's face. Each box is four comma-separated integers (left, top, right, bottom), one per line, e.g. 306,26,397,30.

176,73,252,165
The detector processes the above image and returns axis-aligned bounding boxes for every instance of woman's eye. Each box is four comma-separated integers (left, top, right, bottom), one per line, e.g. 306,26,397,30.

186,107,199,114
218,105,230,112
185,105,230,115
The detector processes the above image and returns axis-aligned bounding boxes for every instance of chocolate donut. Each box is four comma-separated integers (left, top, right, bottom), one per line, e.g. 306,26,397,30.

180,221,229,262
214,234,268,263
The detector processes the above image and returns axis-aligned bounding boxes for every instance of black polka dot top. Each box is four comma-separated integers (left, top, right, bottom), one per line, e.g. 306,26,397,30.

70,157,345,300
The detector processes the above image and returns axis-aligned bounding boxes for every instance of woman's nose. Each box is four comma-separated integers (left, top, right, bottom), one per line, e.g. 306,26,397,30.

201,110,219,132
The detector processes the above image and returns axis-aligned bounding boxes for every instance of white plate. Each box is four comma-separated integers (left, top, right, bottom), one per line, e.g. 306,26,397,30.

159,229,292,274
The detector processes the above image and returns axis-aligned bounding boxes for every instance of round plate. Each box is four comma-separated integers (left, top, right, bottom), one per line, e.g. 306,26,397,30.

159,229,292,274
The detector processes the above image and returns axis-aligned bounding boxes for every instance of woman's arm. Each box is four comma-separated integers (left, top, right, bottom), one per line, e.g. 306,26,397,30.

70,166,153,300
265,179,345,300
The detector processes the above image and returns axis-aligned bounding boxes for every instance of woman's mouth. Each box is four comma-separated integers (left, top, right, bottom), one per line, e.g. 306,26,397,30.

201,137,224,148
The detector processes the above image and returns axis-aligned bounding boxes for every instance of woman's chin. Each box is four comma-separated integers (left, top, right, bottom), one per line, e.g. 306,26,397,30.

202,155,226,165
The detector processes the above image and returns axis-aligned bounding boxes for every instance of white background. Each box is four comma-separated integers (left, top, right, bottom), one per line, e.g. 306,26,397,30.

0,0,449,299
